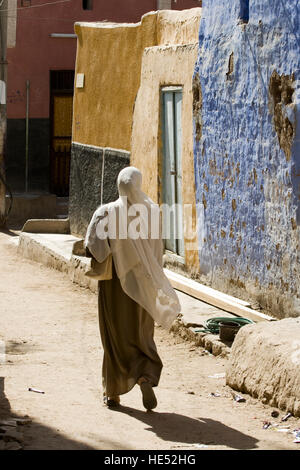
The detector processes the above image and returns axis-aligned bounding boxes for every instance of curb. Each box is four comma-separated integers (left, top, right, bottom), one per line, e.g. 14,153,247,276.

17,232,232,358
170,318,231,358
17,232,98,293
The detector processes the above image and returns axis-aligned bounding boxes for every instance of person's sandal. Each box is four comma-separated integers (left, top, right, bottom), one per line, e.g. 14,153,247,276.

103,396,120,408
140,381,157,411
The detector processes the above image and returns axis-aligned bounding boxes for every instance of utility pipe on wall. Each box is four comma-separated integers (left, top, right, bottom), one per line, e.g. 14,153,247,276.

101,148,105,205
25,79,30,193
0,0,8,226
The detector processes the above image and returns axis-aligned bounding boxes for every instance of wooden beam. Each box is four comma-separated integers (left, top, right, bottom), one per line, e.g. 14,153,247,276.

165,268,275,323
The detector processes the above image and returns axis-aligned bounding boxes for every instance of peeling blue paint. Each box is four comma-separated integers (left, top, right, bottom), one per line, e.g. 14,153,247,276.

193,0,300,316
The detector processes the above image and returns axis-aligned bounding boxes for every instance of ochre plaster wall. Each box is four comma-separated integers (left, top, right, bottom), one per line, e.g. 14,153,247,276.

72,8,201,151
157,8,201,45
73,13,157,151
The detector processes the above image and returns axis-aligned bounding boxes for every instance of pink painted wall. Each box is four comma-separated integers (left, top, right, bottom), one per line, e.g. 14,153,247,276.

7,0,200,119
171,0,201,10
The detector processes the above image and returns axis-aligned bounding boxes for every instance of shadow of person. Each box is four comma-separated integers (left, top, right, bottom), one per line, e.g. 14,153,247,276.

0,377,11,419
0,377,119,449
110,405,259,450
0,228,19,237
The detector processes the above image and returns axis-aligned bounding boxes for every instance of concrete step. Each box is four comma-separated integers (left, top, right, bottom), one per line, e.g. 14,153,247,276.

18,232,98,293
15,231,245,357
22,218,70,234
6,193,57,228
56,197,69,218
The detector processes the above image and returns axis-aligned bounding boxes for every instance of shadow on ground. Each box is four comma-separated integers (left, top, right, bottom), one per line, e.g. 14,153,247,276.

0,228,19,237
0,377,122,450
111,405,259,450
0,377,11,416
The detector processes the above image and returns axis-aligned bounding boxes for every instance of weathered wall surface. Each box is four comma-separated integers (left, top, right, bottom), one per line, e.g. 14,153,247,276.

69,143,129,237
157,8,201,45
193,0,300,318
73,14,157,151
72,8,201,150
226,318,300,416
131,42,200,272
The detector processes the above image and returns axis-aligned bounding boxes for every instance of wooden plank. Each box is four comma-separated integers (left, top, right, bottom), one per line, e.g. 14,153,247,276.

164,268,275,323
165,268,250,306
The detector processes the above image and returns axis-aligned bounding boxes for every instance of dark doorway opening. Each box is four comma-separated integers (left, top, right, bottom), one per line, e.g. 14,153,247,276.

82,0,93,10
49,70,74,196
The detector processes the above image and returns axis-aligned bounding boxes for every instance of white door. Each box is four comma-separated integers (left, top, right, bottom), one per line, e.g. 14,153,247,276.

162,87,184,258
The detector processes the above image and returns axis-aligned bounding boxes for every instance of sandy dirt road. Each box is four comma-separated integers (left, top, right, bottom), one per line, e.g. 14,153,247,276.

0,230,299,450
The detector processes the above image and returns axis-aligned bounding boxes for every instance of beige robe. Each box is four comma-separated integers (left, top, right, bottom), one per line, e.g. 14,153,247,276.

98,261,163,398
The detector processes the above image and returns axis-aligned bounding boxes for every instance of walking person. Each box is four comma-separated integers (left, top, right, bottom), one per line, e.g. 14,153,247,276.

84,167,181,410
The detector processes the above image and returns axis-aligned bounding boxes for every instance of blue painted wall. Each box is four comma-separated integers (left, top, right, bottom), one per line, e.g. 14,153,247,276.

193,0,300,317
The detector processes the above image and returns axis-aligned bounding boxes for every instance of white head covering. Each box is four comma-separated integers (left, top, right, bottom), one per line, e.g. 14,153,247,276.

84,166,181,329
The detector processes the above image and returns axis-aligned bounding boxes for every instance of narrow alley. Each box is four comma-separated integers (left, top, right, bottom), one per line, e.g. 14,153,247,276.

0,231,298,451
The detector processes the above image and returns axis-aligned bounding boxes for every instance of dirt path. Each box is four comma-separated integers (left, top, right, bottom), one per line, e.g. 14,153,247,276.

0,230,299,450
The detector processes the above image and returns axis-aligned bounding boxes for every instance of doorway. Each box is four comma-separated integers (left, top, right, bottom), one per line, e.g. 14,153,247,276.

50,70,74,196
161,86,184,258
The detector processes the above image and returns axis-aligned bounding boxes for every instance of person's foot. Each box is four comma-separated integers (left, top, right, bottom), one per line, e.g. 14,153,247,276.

139,381,157,411
103,396,120,407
